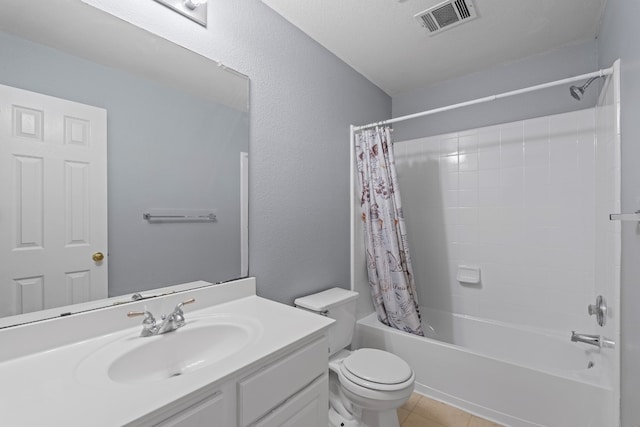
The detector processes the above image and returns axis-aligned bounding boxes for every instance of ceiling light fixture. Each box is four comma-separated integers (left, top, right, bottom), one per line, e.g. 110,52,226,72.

153,0,208,27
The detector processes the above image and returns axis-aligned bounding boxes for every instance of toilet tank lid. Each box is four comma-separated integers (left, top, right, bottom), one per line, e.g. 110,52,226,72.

294,287,359,311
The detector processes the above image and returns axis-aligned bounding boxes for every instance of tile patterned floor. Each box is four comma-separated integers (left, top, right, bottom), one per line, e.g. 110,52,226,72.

397,393,504,427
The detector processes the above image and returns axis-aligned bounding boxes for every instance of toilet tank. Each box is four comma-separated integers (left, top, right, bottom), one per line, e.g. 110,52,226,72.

294,287,359,356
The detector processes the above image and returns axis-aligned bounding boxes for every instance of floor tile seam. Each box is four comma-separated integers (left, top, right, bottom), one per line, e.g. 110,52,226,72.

403,411,449,427
412,402,472,426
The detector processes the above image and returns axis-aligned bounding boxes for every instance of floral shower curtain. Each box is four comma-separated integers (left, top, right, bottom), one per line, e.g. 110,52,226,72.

355,127,423,336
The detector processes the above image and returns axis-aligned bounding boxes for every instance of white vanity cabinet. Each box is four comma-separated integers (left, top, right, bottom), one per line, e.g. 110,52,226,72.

0,279,334,427
139,336,329,427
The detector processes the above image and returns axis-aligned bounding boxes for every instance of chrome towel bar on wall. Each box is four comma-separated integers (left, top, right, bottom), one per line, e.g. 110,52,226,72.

142,209,217,222
143,213,216,221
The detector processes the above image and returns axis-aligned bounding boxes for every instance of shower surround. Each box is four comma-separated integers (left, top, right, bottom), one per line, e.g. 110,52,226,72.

394,108,600,334
352,66,620,426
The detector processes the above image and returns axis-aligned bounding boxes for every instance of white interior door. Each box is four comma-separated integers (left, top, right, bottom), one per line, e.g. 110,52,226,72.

0,84,107,317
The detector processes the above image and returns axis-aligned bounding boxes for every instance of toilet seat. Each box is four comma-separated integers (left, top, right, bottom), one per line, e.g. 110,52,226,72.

340,348,414,392
335,349,415,412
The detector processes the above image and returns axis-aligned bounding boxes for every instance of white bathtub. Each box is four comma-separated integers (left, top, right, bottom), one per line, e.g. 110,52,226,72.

355,308,614,427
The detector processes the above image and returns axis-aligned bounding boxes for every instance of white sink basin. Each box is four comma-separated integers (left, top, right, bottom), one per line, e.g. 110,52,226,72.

75,314,262,385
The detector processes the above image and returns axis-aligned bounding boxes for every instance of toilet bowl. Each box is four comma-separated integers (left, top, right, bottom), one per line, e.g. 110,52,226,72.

328,349,414,427
295,288,415,427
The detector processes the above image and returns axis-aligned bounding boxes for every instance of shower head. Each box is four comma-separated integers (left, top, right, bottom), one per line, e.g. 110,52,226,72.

569,76,601,101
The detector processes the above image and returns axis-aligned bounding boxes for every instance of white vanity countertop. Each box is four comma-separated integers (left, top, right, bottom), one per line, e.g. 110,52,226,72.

0,279,333,426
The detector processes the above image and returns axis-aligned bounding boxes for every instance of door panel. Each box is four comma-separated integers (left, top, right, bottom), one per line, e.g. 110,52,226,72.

0,84,107,317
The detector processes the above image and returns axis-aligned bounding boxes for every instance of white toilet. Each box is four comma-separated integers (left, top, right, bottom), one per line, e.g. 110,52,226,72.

295,287,415,427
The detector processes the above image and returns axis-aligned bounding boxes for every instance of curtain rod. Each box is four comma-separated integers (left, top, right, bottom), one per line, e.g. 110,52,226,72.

352,66,615,132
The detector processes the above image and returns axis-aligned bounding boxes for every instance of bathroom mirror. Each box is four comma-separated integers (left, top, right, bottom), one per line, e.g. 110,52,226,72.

0,0,249,327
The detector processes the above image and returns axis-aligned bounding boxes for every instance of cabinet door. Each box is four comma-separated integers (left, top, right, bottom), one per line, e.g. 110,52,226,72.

252,373,328,427
238,337,327,426
155,391,227,427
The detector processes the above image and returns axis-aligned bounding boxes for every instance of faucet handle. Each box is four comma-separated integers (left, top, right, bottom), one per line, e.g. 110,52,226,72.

172,298,196,328
127,310,153,318
176,298,196,309
127,310,156,324
173,298,196,315
588,295,607,327
127,310,157,336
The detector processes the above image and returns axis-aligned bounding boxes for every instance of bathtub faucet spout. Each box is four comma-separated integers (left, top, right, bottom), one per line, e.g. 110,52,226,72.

571,331,602,347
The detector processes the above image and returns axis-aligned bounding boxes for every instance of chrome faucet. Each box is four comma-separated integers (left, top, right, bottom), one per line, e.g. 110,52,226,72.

128,298,195,337
570,331,616,348
571,331,601,347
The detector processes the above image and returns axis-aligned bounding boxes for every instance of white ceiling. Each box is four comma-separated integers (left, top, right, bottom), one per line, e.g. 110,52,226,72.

261,0,608,96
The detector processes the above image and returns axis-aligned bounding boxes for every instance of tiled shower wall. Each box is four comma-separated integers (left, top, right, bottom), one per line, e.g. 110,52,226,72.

394,108,604,333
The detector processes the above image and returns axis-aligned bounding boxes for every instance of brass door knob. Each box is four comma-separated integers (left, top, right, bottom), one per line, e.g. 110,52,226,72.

92,252,105,262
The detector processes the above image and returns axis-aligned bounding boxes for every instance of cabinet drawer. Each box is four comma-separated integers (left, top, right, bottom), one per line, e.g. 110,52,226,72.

252,373,328,427
155,391,226,427
238,337,327,426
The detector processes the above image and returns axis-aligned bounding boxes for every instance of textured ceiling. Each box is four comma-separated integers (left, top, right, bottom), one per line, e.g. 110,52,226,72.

261,0,608,95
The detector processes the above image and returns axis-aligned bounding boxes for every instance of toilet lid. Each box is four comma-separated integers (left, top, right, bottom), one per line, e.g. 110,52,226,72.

342,348,413,385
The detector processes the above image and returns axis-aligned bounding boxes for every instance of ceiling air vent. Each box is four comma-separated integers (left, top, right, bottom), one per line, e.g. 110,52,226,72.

415,0,477,36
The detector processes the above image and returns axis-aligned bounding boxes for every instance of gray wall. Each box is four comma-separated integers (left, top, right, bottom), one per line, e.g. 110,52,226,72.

85,0,391,304
215,1,391,304
392,40,599,141
0,31,248,295
598,0,640,425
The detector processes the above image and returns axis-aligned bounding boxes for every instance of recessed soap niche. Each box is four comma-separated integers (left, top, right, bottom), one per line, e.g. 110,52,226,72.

457,265,481,285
